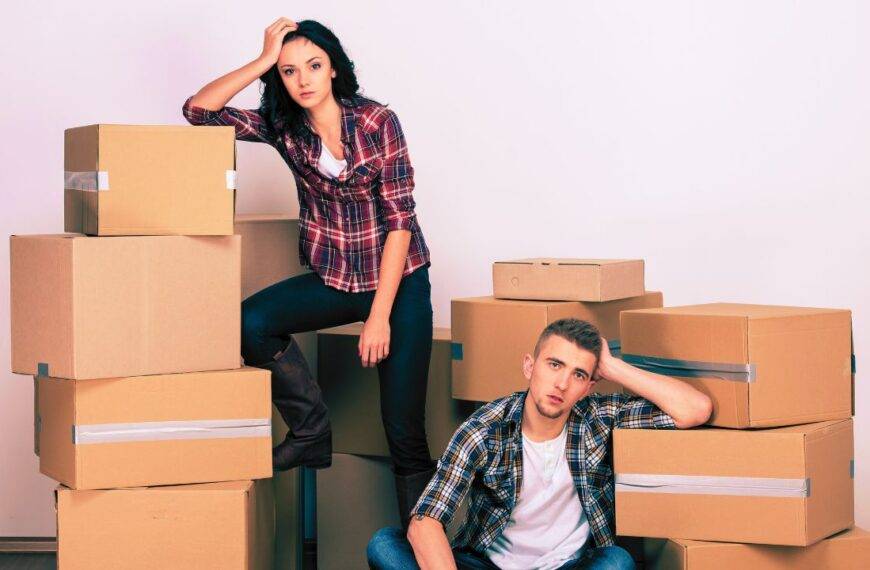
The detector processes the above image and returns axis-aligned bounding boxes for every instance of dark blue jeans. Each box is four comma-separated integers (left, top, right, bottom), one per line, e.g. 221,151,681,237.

367,527,636,570
240,266,435,475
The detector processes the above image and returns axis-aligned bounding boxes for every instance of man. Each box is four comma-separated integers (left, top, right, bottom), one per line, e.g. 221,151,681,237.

367,318,713,569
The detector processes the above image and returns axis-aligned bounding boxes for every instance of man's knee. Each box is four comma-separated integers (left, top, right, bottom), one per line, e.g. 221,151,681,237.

592,545,635,570
366,526,407,569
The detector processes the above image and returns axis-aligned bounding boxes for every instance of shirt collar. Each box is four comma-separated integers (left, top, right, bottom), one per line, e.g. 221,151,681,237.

301,97,357,144
506,391,590,436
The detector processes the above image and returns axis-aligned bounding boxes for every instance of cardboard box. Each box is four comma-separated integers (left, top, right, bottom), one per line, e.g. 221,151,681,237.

235,214,306,300
10,234,241,380
620,303,853,428
614,419,854,546
451,292,664,402
236,213,312,570
57,479,274,570
64,124,236,236
318,324,477,458
493,258,644,302
644,527,870,569
37,367,272,490
317,454,467,570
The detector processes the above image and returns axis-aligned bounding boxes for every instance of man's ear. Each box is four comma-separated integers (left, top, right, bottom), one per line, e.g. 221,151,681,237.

522,353,534,381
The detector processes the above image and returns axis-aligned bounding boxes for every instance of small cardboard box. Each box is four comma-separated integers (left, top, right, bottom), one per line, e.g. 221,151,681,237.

64,124,236,236
620,303,853,428
451,292,663,402
37,367,272,490
234,214,306,300
317,454,466,570
614,419,854,546
493,258,644,302
57,480,274,570
318,324,477,458
644,527,870,569
10,234,241,380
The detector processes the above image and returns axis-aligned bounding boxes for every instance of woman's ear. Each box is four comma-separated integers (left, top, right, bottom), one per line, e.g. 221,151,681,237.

331,70,337,78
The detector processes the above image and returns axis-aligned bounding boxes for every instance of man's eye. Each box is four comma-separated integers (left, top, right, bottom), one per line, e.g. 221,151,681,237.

549,362,559,369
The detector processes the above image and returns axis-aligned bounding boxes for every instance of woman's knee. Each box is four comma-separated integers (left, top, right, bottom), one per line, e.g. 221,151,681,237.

240,303,271,362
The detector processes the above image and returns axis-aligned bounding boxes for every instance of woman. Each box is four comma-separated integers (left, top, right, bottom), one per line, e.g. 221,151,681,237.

182,18,435,527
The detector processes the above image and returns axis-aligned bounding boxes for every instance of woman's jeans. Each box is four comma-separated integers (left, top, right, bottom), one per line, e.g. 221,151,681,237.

240,266,435,475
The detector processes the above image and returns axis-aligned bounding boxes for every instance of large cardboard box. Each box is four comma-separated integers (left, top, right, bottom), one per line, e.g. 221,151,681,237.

235,214,305,300
64,124,236,236
57,480,274,570
644,527,870,569
493,258,644,302
620,303,853,428
451,292,664,402
37,367,272,490
10,234,241,380
318,324,477,458
614,419,854,546
235,213,310,570
317,454,467,570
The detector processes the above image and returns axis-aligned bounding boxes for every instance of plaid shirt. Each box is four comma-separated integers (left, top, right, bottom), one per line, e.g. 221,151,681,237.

182,96,430,292
413,390,676,554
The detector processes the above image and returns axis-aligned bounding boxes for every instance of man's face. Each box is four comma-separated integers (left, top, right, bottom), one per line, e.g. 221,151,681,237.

524,335,598,420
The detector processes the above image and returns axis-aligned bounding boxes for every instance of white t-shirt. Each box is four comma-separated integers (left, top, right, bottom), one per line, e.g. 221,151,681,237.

316,142,347,179
485,424,590,570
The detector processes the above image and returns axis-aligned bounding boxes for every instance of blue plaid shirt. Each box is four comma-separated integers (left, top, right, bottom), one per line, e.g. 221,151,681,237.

412,390,676,553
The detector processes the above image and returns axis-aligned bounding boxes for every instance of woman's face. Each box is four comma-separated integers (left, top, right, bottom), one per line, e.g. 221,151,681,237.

277,37,337,110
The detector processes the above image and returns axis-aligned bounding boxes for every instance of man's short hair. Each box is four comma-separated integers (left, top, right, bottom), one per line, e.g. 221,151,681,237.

533,318,602,362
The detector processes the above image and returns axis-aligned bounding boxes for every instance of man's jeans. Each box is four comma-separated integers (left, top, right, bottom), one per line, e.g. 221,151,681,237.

366,527,636,570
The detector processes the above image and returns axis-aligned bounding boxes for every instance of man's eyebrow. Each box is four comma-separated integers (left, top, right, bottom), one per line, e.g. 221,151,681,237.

546,357,565,366
574,367,590,378
280,56,321,69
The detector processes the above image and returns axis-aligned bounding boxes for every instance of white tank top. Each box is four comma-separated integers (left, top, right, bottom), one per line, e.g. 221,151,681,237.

485,424,590,569
316,142,347,179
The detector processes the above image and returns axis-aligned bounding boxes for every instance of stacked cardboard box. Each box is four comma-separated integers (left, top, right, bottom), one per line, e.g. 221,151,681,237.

11,126,281,569
614,303,863,567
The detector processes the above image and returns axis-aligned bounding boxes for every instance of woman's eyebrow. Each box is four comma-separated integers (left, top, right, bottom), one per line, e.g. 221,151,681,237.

280,56,322,69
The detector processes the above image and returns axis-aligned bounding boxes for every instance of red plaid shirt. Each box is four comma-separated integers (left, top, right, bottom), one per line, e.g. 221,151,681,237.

182,95,430,292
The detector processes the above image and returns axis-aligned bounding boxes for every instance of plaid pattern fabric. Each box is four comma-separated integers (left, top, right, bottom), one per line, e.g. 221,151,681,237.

182,96,430,292
412,390,676,554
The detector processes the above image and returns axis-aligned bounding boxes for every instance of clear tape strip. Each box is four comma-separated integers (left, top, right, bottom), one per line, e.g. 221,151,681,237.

73,418,271,445
615,473,809,498
621,354,756,382
64,171,109,192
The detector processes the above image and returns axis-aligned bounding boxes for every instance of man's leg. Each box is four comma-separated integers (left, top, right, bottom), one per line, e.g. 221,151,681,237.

572,545,636,570
366,527,419,569
452,549,501,570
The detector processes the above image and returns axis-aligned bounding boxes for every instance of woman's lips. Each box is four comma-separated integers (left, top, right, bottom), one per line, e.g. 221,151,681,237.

300,91,315,98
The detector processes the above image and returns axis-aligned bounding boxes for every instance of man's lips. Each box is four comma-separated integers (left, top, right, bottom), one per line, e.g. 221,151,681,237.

547,394,564,404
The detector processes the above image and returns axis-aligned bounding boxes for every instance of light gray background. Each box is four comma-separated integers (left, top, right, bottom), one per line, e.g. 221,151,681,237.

1,1,867,535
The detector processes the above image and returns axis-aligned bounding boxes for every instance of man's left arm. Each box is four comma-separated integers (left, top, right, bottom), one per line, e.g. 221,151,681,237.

595,339,713,429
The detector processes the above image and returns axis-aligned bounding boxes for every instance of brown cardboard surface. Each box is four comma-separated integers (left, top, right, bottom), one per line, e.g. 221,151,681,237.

235,213,312,569
317,454,467,570
234,214,306,300
493,258,644,302
620,303,853,428
56,479,274,570
614,419,854,546
318,324,477,458
64,124,236,236
645,527,870,569
451,292,663,402
10,234,241,380
38,368,272,489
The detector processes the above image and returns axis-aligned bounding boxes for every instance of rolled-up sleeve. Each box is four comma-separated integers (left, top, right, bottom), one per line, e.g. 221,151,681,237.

594,393,677,430
411,419,486,527
182,96,275,145
377,110,419,232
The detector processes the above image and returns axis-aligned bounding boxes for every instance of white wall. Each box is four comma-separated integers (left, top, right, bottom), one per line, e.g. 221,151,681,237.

1,0,867,535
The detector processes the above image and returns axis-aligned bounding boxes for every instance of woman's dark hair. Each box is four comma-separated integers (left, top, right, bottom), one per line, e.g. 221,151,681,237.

259,20,376,136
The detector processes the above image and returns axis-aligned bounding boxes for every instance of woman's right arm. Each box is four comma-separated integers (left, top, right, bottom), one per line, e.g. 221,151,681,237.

182,17,297,143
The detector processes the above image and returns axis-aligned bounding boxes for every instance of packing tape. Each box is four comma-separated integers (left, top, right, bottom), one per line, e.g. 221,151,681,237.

73,418,271,445
226,169,237,189
64,171,110,192
850,459,855,479
608,340,621,358
621,354,756,382
451,342,464,361
615,473,809,498
36,362,49,377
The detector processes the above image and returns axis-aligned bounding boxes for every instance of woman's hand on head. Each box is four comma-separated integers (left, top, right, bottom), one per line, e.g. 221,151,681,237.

259,17,297,66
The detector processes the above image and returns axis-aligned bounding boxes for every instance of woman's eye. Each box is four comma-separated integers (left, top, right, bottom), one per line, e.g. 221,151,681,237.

283,69,294,76
312,63,321,70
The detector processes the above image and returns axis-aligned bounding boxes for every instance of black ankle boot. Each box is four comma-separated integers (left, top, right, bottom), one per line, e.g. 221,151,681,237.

259,337,332,471
394,468,436,531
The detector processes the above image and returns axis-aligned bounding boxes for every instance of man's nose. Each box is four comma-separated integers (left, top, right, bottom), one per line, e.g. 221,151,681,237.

554,372,570,391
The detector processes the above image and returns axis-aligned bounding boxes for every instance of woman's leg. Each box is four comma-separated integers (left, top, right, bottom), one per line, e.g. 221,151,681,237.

241,272,358,470
369,267,436,526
